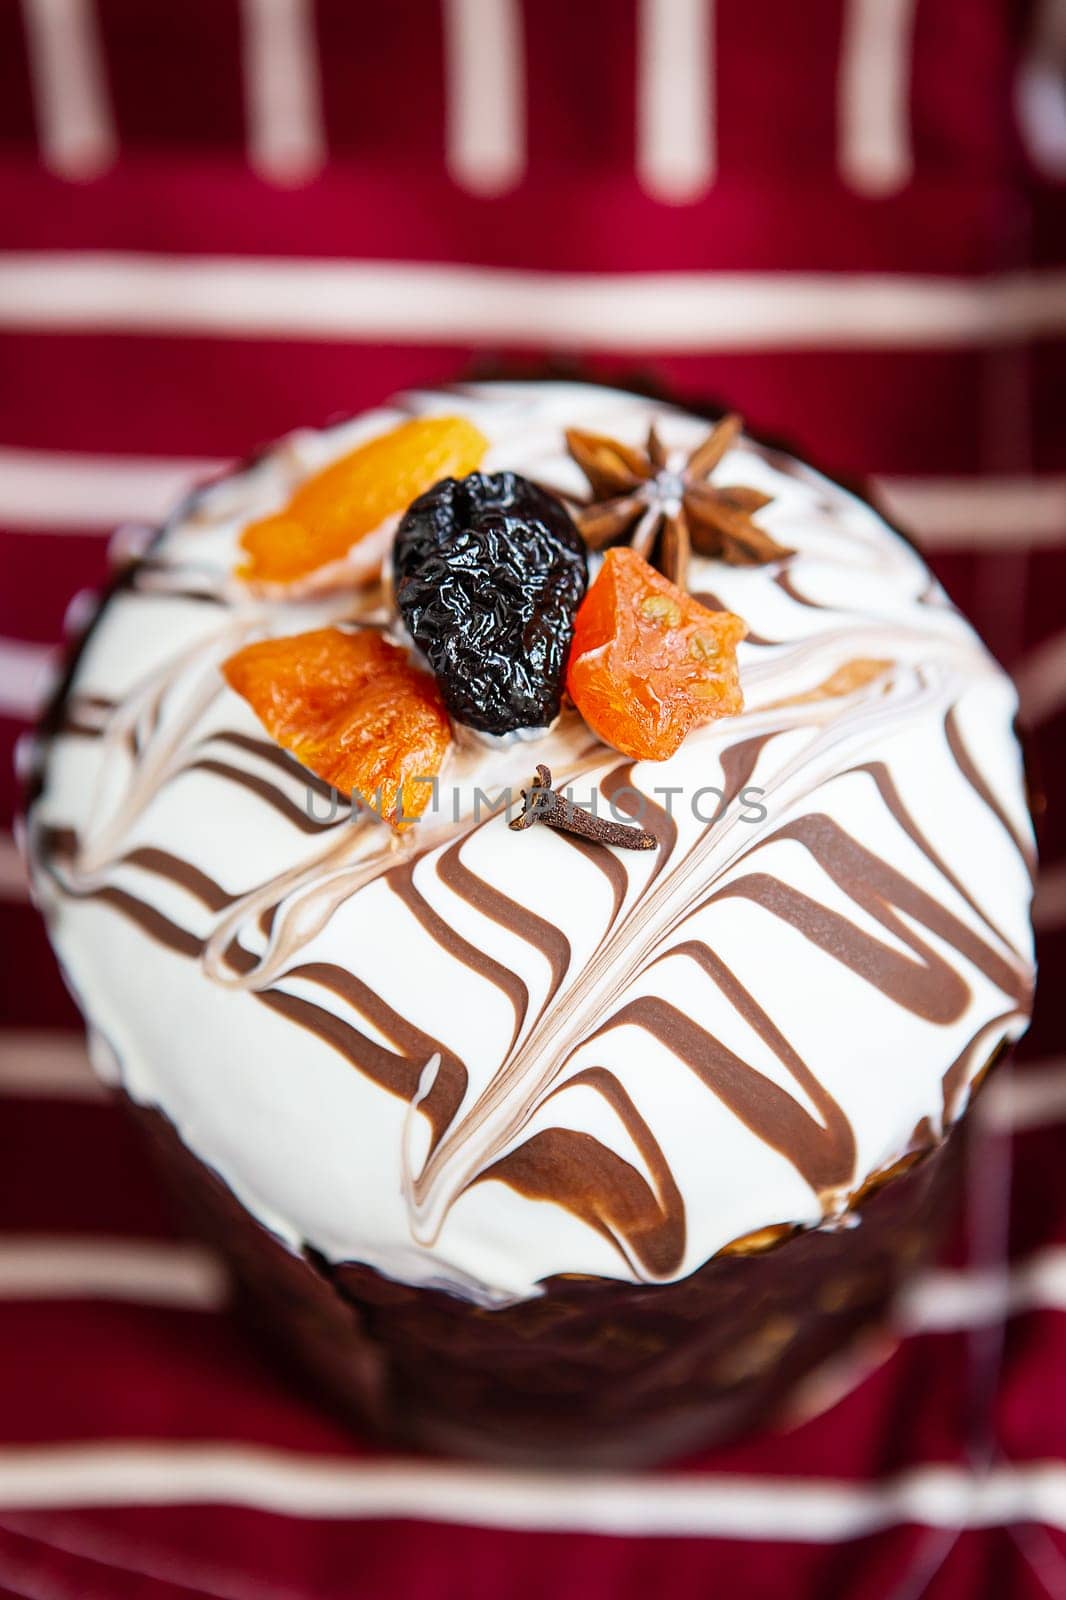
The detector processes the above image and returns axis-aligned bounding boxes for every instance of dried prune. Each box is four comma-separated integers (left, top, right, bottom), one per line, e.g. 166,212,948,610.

393,472,588,734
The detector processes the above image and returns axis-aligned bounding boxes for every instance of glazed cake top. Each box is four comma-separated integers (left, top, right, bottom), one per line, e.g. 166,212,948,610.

28,382,1035,1304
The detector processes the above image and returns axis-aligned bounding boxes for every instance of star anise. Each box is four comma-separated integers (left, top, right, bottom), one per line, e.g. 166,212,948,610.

564,412,792,590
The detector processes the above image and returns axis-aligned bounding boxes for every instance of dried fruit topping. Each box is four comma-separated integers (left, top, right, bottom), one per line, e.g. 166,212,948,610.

393,472,588,735
222,628,451,828
566,547,747,761
237,416,488,587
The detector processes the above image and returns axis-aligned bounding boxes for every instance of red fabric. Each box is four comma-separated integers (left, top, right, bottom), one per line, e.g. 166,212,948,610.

0,2,1064,1596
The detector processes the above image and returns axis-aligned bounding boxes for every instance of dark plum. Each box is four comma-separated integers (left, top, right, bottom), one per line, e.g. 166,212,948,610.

393,472,588,735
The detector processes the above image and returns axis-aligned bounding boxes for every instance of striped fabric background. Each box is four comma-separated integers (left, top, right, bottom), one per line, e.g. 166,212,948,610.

0,2,1064,1595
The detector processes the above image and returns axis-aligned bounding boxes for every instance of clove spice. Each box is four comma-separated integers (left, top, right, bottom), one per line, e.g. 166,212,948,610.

509,765,658,851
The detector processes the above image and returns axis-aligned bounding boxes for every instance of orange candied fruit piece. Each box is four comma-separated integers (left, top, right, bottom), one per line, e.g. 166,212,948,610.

222,627,451,828
566,547,747,761
237,415,488,585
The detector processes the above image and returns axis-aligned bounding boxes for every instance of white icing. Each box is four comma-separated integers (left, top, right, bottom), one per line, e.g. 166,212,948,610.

28,382,1035,1305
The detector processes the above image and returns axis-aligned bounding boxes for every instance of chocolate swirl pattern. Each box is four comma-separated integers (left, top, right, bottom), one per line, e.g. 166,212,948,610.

28,383,1035,1304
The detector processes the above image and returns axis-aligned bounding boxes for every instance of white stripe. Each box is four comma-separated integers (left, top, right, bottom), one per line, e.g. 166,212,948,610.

897,1248,1066,1332
0,1202,1064,1336
1019,61,1066,179
0,1447,1064,1534
0,1220,1064,1345
2,447,1064,553
0,438,1063,594
0,255,1064,349
637,0,714,202
0,446,222,530
20,0,116,180
982,1059,1066,1134
0,638,57,719
1013,629,1066,728
875,475,1066,551
442,0,525,196
838,0,916,195
241,0,325,185
0,1033,103,1099
0,1238,227,1311
1016,0,1066,181
0,833,28,902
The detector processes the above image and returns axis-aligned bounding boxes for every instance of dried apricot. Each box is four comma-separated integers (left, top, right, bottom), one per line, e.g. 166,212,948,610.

566,547,746,761
237,416,488,586
222,628,451,828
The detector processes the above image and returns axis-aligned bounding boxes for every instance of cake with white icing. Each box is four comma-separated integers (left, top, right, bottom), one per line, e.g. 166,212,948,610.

26,382,1036,1461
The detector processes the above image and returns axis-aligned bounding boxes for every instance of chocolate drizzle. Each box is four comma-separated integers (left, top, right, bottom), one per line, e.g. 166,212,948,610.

435,834,573,1016
187,757,338,835
479,1065,687,1277
713,811,1027,1022
944,706,1038,881
121,846,236,914
601,764,677,882
262,963,468,1149
386,851,532,1057
211,731,339,804
649,940,855,1193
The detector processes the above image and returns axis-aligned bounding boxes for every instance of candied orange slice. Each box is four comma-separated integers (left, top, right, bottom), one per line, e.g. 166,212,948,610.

237,416,488,586
222,628,451,828
566,547,746,761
